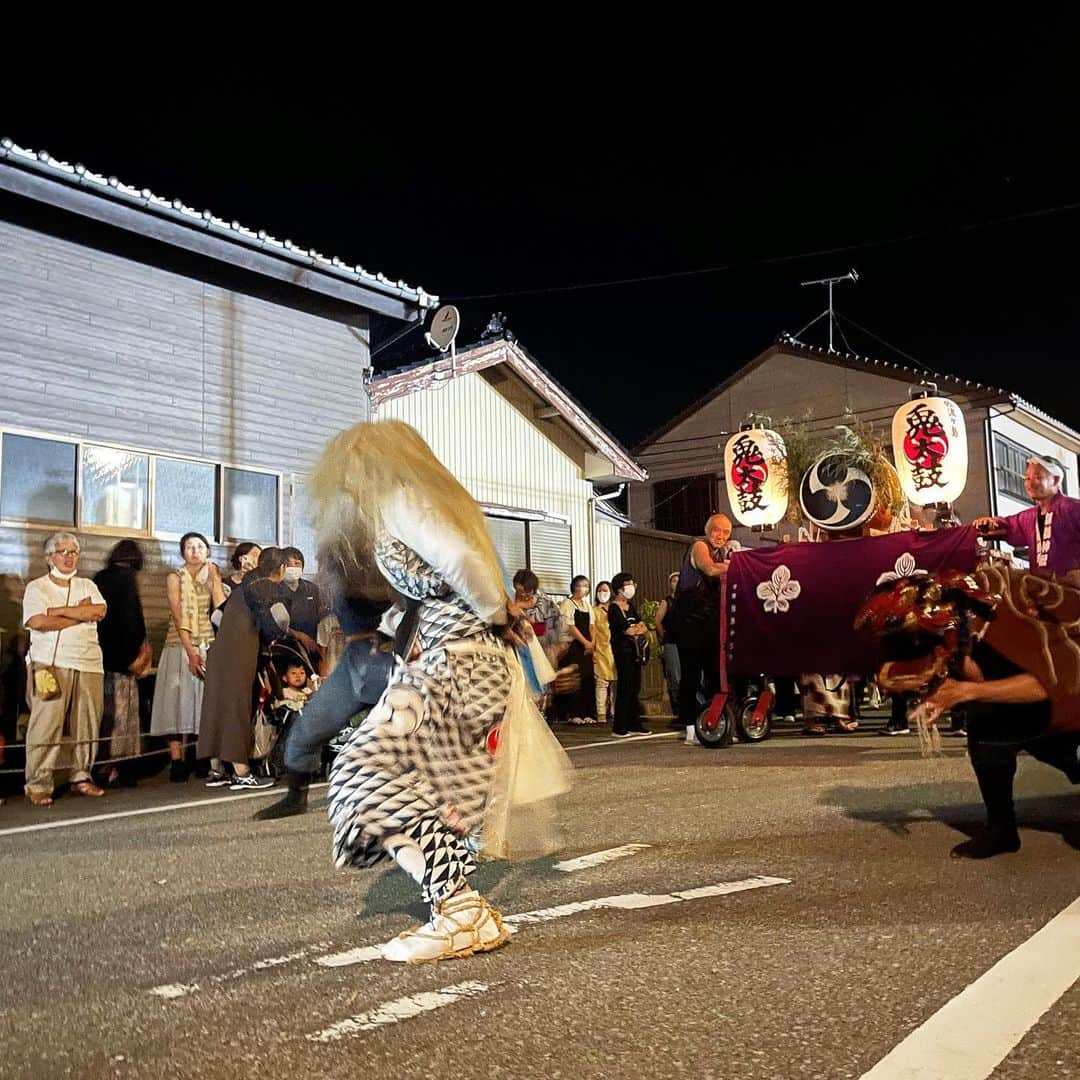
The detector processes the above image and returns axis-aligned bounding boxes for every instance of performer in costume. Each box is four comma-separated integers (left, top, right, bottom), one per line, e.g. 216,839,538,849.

312,420,524,964
856,567,1080,858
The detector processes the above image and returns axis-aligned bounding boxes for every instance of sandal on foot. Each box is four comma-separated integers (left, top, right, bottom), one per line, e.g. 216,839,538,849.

382,888,510,964
71,780,105,797
27,791,53,807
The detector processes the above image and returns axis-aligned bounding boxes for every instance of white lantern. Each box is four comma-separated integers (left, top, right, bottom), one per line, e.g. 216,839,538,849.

724,427,789,528
891,395,968,506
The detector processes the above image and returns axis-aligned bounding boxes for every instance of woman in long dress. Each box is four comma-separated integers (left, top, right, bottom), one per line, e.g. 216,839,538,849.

315,419,522,964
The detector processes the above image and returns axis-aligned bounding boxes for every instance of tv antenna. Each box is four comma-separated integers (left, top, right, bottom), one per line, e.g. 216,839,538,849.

792,269,859,353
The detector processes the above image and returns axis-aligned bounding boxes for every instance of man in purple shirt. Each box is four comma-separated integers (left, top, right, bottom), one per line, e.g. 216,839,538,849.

973,454,1080,584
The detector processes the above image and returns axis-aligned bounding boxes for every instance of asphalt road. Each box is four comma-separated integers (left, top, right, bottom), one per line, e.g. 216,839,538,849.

1,723,1078,1080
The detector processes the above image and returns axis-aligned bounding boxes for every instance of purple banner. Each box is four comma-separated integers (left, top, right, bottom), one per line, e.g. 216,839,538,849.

725,527,980,676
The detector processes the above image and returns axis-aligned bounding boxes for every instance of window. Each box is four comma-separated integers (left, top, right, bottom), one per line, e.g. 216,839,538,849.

155,457,216,539
0,428,280,543
528,520,573,596
290,477,318,565
81,445,149,531
483,512,573,597
0,433,77,525
223,467,279,544
652,474,722,536
485,516,527,576
991,435,1070,500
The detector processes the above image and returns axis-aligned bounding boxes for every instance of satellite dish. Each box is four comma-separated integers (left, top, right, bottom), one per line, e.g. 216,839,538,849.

799,451,875,532
425,305,460,352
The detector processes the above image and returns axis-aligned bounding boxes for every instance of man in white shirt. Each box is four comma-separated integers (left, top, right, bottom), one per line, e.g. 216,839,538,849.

22,532,108,806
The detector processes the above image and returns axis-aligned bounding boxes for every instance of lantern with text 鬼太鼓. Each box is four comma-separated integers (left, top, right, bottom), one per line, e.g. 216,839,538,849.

724,427,789,528
891,394,968,506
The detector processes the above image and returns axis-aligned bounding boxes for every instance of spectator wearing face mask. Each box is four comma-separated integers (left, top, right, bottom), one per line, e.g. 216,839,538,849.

150,532,226,781
280,547,326,663
592,581,617,723
22,532,108,805
557,575,596,725
607,572,648,737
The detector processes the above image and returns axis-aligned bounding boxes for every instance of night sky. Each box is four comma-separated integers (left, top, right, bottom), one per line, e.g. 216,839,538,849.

7,21,1080,449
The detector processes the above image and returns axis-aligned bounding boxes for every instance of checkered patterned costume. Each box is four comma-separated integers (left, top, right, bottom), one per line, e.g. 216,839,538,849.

327,531,511,907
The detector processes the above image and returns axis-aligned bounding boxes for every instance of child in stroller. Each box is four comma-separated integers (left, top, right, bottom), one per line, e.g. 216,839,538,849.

256,638,320,777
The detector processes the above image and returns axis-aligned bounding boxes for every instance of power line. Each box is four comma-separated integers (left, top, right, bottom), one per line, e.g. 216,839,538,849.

449,198,1080,302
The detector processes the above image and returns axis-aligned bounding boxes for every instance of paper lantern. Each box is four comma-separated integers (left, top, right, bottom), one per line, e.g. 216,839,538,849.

724,427,789,528
891,396,968,506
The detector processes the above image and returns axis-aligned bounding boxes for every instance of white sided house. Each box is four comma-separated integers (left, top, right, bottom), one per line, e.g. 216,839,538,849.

0,138,435,735
372,329,647,596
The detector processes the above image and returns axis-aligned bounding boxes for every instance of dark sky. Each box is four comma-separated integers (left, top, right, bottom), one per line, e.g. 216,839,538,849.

6,21,1080,448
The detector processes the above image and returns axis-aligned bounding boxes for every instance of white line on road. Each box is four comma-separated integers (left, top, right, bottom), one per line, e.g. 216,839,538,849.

306,981,492,1042
859,892,1080,1080
0,731,678,839
0,783,331,837
312,876,791,970
149,875,791,997
566,731,680,751
149,941,336,1000
552,843,651,872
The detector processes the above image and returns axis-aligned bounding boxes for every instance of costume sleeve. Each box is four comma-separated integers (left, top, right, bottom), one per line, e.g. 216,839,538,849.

997,510,1028,550
383,490,506,624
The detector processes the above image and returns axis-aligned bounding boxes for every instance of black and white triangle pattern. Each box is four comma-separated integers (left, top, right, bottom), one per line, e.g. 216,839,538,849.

327,534,512,895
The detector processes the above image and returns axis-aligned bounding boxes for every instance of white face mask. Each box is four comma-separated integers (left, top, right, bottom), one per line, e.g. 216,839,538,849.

284,566,303,584
622,585,636,600
51,566,78,581
596,591,611,604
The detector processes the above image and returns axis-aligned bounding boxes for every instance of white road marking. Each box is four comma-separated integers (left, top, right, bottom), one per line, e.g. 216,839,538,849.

314,876,791,968
0,731,675,839
148,942,335,1000
553,843,651,872
859,893,1080,1080
313,945,383,969
306,981,492,1042
151,875,791,997
567,731,680,751
0,783,330,837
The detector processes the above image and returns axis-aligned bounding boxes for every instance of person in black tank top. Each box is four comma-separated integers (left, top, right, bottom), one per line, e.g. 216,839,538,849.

672,515,733,745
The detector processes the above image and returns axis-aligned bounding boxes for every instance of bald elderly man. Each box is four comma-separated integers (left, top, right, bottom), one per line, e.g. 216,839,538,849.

974,454,1080,586
669,514,739,745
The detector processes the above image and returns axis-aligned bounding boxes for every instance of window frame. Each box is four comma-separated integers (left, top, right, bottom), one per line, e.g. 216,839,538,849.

0,425,281,544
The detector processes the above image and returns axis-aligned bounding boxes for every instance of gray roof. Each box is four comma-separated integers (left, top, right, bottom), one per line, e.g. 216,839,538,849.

638,337,1080,449
0,138,438,314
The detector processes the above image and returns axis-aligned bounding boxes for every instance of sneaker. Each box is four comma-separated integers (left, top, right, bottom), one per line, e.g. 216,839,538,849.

882,726,911,736
381,887,509,963
228,774,274,791
611,731,634,739
205,771,232,787
567,717,590,726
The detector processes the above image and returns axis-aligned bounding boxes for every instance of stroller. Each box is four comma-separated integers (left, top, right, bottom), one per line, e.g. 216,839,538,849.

253,636,319,779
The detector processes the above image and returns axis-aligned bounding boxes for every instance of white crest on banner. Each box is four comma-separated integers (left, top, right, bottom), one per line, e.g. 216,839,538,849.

756,565,802,614
875,551,929,586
